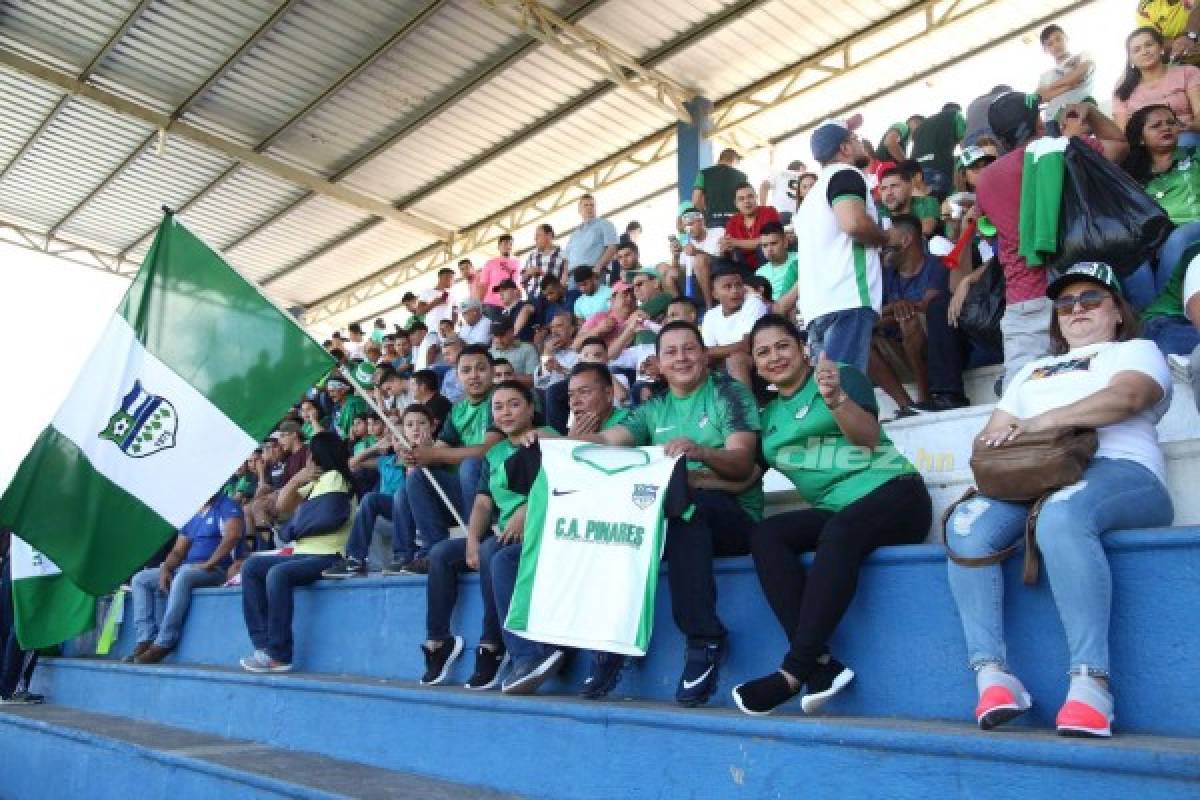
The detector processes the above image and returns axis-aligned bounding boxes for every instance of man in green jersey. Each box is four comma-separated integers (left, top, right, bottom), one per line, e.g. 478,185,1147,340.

401,345,503,573
579,321,762,706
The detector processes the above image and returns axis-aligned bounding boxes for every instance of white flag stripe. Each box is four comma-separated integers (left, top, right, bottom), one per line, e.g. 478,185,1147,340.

10,534,63,581
52,314,258,528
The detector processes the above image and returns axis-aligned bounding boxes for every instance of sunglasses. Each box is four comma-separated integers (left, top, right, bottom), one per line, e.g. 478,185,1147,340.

1053,289,1109,315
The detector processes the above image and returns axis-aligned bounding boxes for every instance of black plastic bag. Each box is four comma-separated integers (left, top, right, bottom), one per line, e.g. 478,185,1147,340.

958,258,1004,354
1047,137,1170,277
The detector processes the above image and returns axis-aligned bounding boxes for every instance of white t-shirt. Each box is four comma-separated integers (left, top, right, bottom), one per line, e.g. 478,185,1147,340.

997,339,1172,482
680,227,724,278
413,332,439,371
420,287,455,331
611,342,656,381
1038,51,1095,121
701,292,768,347
457,316,492,346
765,169,802,215
342,339,366,360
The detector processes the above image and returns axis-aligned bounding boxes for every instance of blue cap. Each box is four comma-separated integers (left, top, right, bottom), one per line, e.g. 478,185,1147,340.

810,113,863,163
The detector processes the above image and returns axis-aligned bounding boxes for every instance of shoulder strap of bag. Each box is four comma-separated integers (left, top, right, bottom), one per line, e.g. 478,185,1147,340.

942,487,1020,568
1021,492,1053,585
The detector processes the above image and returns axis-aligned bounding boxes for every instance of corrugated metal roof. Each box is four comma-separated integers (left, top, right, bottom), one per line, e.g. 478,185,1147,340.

0,0,1096,331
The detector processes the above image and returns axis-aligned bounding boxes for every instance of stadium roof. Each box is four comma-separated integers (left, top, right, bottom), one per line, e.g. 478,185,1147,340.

0,0,1089,332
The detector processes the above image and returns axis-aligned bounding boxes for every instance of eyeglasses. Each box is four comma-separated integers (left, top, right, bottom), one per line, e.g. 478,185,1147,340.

1053,289,1109,315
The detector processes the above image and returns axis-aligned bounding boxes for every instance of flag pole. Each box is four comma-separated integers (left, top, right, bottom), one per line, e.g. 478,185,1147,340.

340,372,470,535
160,208,470,535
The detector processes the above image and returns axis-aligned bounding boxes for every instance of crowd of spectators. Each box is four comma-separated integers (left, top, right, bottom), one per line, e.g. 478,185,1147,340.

90,11,1200,740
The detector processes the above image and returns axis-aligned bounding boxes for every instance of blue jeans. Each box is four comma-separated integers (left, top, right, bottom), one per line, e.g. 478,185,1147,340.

946,458,1173,675
425,535,504,646
1143,315,1200,356
345,486,419,563
1124,221,1200,310
490,539,551,662
240,553,338,663
130,565,225,648
407,461,481,554
806,307,879,374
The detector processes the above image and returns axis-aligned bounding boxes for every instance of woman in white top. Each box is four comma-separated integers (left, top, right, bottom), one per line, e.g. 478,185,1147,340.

945,262,1174,738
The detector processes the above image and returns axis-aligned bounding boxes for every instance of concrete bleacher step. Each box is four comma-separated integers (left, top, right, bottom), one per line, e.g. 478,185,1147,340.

70,529,1200,738
0,704,511,800
31,660,1200,800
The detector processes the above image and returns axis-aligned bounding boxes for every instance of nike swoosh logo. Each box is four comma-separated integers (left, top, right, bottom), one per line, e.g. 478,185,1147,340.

552,489,579,496
681,665,714,690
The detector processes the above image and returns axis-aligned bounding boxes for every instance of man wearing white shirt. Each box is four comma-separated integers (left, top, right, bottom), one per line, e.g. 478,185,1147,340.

457,299,493,346
671,208,724,309
759,160,806,225
417,268,457,334
701,259,767,387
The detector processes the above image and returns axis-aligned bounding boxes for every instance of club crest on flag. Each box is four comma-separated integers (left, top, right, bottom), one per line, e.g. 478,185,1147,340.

631,483,659,510
98,379,178,458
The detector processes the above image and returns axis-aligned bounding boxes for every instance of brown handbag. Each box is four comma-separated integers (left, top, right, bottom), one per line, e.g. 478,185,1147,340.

968,427,1098,503
945,427,1098,586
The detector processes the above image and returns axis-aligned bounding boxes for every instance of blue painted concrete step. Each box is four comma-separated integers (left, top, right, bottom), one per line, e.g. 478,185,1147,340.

84,528,1200,737
0,704,514,800
33,660,1200,800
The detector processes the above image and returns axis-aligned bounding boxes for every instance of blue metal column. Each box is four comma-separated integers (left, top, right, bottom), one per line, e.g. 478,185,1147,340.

677,96,712,300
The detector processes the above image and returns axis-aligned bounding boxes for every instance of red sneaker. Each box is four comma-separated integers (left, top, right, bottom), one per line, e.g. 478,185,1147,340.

1056,676,1113,738
975,669,1032,731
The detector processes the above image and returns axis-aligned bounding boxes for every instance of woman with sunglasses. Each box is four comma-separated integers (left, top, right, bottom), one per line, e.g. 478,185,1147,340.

1113,27,1200,147
1121,104,1200,318
945,262,1174,738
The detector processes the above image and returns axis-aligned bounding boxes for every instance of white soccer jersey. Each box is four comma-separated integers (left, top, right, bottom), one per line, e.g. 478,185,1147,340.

504,439,688,656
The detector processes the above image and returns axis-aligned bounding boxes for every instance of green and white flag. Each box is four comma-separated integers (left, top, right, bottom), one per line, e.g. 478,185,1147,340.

9,535,95,650
0,213,334,597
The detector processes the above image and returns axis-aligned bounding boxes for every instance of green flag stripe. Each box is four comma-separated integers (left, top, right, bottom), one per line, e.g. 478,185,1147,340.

117,217,334,441
13,574,95,650
0,426,175,595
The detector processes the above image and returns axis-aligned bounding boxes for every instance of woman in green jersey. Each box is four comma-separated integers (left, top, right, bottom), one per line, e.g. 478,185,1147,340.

732,314,932,716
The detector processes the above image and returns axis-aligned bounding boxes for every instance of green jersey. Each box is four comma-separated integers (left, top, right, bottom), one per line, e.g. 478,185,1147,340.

602,407,630,430
439,392,494,448
1144,147,1200,226
761,365,915,511
353,435,378,456
756,254,798,301
335,394,367,439
621,371,764,520
478,427,556,529
1144,239,1200,321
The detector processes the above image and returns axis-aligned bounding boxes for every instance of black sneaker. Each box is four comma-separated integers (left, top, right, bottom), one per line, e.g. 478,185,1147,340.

464,645,508,690
419,636,464,686
321,557,367,579
912,392,971,413
675,641,724,707
580,652,627,699
0,690,45,705
800,654,855,714
382,559,412,576
732,671,800,716
502,649,566,695
401,557,430,575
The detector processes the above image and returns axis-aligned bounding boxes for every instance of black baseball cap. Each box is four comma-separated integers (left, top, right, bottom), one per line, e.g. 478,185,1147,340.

988,92,1041,150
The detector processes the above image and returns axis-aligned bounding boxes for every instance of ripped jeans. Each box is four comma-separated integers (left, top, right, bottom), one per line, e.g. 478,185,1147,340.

945,458,1173,676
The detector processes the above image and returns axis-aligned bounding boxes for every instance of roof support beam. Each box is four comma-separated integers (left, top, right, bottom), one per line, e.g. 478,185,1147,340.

0,0,152,190
0,49,453,241
113,0,453,262
44,0,301,238
0,220,139,278
264,0,763,288
218,0,607,270
478,0,695,122
306,0,1088,325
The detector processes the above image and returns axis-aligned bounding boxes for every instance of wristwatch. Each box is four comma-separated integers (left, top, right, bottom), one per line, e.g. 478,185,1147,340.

1188,31,1199,43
